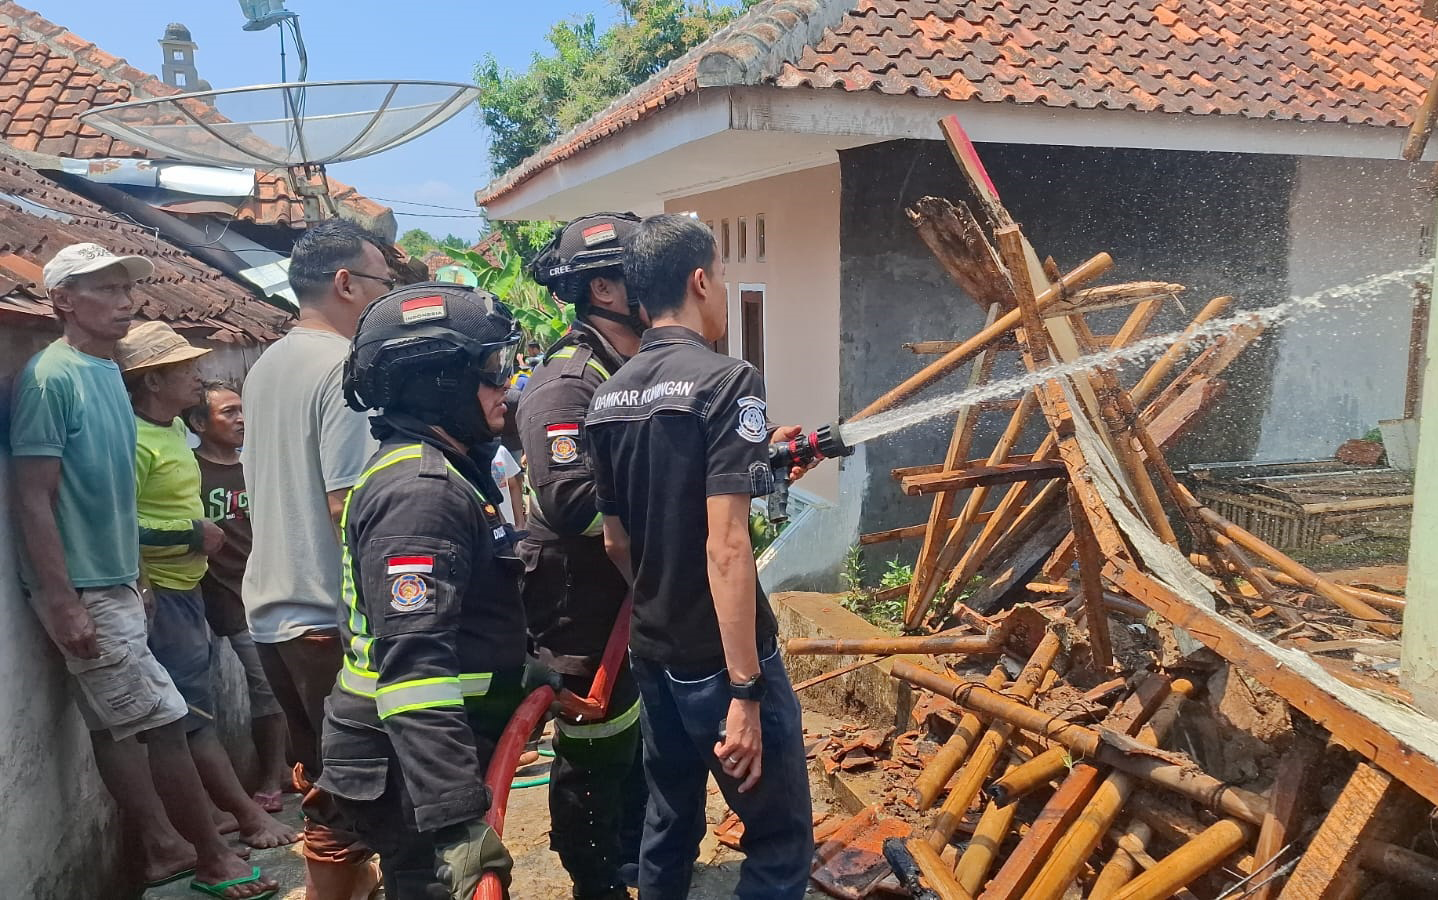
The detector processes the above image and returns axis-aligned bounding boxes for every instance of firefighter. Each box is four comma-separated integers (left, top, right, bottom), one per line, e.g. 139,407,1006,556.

311,282,529,899
518,213,648,899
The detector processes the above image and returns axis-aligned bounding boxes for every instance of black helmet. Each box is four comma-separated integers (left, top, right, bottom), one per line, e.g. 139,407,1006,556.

528,212,643,333
344,282,521,443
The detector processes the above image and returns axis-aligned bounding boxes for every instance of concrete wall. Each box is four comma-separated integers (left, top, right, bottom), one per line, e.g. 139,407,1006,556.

1403,206,1438,716
0,327,124,897
0,327,271,895
838,139,1296,540
666,164,843,503
1256,156,1433,459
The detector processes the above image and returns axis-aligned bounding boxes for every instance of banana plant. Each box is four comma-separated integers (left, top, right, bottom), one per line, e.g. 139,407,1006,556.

445,244,575,349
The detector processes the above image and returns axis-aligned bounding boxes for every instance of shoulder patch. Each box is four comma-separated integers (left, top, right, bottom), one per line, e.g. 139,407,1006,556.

736,396,767,443
547,423,581,464
389,573,432,613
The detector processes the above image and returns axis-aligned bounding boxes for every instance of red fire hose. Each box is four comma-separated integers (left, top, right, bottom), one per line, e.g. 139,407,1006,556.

474,595,633,900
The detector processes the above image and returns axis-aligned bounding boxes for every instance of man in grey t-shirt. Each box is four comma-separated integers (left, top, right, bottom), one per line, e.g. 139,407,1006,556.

242,220,393,898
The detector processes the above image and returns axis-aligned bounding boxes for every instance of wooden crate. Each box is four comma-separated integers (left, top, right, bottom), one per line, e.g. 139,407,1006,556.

1185,460,1413,551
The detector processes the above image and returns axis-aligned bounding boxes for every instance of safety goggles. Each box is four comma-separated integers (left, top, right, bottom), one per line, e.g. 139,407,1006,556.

473,334,521,389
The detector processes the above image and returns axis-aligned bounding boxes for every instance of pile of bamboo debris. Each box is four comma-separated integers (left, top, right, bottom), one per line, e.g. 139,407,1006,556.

788,116,1438,900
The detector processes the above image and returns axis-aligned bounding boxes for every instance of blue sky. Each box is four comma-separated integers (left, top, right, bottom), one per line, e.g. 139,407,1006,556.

39,0,617,237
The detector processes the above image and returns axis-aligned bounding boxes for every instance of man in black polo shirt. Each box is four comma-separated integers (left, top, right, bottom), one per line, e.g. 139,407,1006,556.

586,214,813,899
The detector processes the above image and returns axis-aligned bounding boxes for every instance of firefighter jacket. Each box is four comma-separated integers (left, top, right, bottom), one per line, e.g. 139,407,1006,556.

516,322,631,677
316,415,528,833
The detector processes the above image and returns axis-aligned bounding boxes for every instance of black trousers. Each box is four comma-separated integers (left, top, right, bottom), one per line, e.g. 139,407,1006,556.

549,663,648,898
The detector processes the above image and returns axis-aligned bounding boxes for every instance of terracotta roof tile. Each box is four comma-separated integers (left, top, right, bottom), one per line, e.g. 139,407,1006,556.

480,0,1438,205
0,1,389,229
0,155,289,344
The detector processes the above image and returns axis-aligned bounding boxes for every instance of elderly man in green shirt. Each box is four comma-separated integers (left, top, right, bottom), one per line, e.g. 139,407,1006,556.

116,322,298,860
11,243,282,898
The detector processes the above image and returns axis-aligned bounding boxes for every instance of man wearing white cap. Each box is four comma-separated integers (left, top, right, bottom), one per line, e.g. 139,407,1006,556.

10,244,280,898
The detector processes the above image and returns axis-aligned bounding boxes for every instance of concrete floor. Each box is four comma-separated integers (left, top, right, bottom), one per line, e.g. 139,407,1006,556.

144,753,823,899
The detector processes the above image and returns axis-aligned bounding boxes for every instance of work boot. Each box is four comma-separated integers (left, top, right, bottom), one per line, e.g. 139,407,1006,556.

573,888,631,900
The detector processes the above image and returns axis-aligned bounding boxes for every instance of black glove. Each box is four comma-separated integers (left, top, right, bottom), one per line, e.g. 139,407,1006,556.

430,819,513,900
521,655,564,696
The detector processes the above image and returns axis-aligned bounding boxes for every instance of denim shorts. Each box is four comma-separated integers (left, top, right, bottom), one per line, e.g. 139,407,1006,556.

148,585,217,732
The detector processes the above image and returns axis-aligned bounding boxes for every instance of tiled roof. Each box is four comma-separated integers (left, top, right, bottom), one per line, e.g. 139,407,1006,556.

478,0,1438,204
0,1,390,230
0,154,290,344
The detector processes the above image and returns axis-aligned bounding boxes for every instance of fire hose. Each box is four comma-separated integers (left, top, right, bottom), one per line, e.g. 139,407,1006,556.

473,594,633,900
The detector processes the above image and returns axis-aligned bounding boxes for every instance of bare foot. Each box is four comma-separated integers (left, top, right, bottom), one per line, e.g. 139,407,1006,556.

237,808,299,849
352,859,382,900
141,841,197,886
212,808,240,834
192,852,279,899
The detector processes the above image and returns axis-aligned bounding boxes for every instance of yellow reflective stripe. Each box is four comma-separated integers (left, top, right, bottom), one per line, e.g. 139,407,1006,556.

340,659,492,704
458,672,493,696
581,512,604,538
549,346,611,380
555,697,641,740
376,676,463,719
341,445,425,648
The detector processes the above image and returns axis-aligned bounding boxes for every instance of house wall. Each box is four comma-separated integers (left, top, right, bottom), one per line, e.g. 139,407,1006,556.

1256,156,1433,459
839,140,1296,540
0,328,271,894
0,327,123,897
665,163,843,503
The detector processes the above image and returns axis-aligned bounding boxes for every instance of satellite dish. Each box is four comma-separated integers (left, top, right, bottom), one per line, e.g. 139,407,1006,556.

80,80,479,169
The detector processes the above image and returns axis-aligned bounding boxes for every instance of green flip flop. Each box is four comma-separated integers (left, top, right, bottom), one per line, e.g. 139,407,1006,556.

189,866,277,899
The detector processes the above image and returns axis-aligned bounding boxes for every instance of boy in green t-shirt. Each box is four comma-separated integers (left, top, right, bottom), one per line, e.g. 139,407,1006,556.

117,321,297,854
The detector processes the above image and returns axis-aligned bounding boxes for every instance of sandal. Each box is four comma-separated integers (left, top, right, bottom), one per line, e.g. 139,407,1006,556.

251,790,284,813
189,866,277,899
143,865,195,889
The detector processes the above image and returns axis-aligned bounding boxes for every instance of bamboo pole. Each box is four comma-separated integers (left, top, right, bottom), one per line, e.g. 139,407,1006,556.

891,662,1269,824
785,632,1000,657
851,253,1113,420
1129,296,1233,405
1188,554,1406,612
907,302,1003,621
1070,487,1113,670
927,630,1064,848
1020,680,1196,900
954,761,1022,894
915,666,1008,810
1174,485,1400,636
986,747,1069,807
1090,821,1152,900
907,836,975,900
944,444,1059,596
907,391,1040,628
1109,819,1253,900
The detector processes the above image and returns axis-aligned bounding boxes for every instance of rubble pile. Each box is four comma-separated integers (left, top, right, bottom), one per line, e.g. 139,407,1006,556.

784,117,1438,900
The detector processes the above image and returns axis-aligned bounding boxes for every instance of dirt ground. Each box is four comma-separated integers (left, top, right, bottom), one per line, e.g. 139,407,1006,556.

145,739,833,900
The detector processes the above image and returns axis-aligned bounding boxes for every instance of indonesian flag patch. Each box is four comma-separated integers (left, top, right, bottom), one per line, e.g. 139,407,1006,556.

548,423,580,465
387,555,435,575
581,223,617,246
400,294,447,325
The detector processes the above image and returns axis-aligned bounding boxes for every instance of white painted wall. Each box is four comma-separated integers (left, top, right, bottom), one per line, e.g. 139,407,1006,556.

667,164,843,502
0,328,122,897
1256,157,1432,460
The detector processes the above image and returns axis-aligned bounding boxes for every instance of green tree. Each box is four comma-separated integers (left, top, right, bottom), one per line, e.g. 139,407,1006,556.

475,0,758,175
398,227,439,259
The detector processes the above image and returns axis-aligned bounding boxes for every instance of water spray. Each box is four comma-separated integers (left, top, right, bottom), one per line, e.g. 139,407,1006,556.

836,266,1427,449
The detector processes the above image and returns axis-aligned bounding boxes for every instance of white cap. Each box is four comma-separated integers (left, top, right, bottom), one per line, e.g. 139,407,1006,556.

42,243,155,292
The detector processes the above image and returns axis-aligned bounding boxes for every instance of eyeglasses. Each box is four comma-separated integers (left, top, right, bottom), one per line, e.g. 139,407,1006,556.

327,270,398,291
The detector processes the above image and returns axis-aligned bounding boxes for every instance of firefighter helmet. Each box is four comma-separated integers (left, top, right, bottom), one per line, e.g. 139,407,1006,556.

344,282,521,442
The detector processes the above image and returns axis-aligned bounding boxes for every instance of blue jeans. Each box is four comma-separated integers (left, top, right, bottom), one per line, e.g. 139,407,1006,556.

630,643,813,900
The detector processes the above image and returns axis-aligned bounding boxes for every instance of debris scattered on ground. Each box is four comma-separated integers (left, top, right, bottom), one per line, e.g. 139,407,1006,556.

782,116,1438,899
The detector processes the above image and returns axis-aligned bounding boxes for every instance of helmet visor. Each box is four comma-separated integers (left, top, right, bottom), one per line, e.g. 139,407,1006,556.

476,335,520,388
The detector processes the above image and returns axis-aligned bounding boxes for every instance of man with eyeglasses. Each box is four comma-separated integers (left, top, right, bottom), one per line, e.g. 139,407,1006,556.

241,219,395,899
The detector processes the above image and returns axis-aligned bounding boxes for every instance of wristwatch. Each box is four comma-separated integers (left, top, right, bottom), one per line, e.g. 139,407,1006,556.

729,672,767,701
